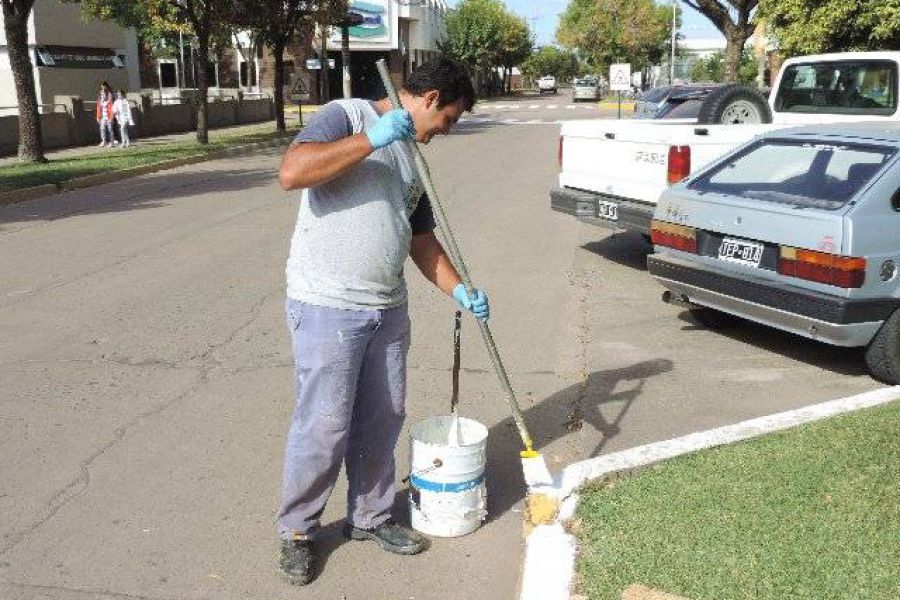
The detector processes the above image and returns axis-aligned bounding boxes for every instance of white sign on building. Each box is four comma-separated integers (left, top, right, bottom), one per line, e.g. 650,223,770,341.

609,63,632,91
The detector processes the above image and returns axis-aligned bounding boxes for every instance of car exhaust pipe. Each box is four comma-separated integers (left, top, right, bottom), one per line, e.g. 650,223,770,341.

661,290,700,308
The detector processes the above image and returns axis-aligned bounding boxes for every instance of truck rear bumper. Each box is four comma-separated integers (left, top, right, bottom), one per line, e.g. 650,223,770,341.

648,253,893,347
550,187,653,235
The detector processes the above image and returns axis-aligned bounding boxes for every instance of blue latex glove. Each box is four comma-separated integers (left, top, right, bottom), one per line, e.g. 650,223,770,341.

366,109,414,150
453,283,489,321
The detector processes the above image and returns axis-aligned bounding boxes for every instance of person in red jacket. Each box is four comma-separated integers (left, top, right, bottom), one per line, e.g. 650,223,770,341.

95,81,116,147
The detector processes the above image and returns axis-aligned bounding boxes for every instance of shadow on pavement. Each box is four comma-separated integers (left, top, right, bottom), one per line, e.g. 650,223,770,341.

0,167,278,226
581,233,653,271
482,358,673,524
675,310,870,378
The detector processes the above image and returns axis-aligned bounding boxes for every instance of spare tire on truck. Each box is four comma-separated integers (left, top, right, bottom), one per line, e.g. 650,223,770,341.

697,84,772,124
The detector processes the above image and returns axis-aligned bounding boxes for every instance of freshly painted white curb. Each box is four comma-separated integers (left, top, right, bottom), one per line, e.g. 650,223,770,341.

520,523,577,600
556,385,900,498
518,385,900,600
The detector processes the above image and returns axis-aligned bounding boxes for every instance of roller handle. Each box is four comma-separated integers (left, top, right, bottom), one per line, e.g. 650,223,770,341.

375,60,534,454
451,311,461,414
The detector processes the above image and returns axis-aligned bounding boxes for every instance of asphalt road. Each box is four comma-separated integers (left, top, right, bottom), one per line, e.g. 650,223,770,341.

0,96,882,600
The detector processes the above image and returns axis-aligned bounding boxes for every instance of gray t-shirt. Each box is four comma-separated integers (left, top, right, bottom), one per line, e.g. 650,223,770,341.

285,99,435,310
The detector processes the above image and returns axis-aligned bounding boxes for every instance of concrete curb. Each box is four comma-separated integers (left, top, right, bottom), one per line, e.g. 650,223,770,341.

0,135,293,207
518,385,900,600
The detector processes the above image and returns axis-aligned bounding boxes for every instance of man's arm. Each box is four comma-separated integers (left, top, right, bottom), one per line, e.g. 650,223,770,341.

409,231,461,295
278,135,374,191
278,106,413,191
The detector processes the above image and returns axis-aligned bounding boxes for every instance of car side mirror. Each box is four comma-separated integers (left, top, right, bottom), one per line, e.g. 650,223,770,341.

892,187,900,212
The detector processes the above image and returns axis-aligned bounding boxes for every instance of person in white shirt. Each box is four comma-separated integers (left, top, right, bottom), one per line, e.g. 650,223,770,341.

112,90,134,147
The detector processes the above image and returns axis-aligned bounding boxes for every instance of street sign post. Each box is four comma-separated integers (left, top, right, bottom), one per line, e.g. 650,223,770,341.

610,63,632,119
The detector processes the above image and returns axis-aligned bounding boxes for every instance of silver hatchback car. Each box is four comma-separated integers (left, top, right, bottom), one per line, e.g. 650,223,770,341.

649,122,900,382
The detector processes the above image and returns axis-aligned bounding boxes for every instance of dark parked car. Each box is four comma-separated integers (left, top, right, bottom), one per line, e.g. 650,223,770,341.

634,84,722,119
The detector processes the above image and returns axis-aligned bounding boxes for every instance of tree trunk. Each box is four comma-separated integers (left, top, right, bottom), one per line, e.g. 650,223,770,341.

272,38,287,132
196,30,210,145
723,27,751,83
4,1,45,163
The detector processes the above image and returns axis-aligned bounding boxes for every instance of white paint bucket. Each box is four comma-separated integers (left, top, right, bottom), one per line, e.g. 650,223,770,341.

408,415,488,537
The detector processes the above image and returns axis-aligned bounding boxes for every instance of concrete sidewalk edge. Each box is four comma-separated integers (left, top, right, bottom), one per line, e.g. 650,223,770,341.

0,135,294,207
518,385,900,600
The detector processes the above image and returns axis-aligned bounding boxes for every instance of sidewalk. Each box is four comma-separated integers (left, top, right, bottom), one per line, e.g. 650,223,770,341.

0,109,320,168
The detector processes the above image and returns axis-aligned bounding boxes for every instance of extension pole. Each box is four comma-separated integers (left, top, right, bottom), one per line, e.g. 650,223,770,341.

375,59,535,455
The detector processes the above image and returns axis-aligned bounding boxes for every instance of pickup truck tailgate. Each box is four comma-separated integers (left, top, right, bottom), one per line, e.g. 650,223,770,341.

558,121,777,204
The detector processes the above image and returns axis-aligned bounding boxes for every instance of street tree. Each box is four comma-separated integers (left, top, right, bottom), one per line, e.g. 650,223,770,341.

758,0,900,57
2,0,44,162
441,0,507,93
680,0,757,82
227,0,335,132
496,11,532,94
556,0,673,73
81,0,234,145
520,46,579,82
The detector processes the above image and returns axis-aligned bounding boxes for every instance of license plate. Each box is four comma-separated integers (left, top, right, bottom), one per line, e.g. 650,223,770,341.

597,200,618,221
718,237,763,267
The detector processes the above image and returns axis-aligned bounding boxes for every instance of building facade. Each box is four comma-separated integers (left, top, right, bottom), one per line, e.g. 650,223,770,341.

317,0,448,100
1,0,450,116
0,0,140,111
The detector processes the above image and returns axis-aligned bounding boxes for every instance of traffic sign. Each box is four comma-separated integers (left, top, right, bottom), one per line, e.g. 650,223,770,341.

610,63,632,91
306,58,336,70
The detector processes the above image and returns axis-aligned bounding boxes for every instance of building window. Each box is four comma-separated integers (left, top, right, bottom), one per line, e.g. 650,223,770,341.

240,61,250,87
159,61,178,87
205,61,219,88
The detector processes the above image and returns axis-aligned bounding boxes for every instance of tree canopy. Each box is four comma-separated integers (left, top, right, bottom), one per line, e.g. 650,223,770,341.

441,0,532,93
555,0,673,72
520,46,580,81
759,0,900,57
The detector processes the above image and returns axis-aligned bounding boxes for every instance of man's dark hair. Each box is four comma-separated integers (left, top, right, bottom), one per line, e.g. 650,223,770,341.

404,57,476,112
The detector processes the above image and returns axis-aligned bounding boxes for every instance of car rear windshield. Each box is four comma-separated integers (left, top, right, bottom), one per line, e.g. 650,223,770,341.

774,60,898,116
688,139,895,209
641,87,671,103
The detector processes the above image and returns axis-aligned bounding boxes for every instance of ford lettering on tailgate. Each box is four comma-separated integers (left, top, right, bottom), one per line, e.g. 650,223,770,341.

634,151,666,165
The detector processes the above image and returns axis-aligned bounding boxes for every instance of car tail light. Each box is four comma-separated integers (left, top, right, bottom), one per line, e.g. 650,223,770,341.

558,135,564,168
667,145,691,184
778,246,866,288
651,220,697,253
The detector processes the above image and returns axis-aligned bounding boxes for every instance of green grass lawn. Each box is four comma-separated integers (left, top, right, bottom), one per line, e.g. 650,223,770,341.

0,125,294,193
575,401,899,600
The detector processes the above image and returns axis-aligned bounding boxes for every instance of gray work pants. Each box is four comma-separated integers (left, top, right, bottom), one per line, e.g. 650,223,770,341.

277,298,410,539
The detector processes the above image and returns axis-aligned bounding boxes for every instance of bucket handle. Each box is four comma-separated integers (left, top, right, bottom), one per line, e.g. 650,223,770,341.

401,458,443,484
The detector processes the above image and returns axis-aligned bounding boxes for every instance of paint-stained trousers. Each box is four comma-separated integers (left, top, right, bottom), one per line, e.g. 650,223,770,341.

277,298,410,539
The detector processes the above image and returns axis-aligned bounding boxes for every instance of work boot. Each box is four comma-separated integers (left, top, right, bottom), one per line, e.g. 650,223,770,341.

343,518,428,555
279,538,315,585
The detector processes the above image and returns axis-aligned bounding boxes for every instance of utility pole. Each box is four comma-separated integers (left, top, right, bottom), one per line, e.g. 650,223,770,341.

341,24,351,98
340,10,364,99
670,0,677,84
179,31,185,89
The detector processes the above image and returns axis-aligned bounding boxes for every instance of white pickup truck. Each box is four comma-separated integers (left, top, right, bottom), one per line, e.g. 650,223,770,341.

551,51,900,235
